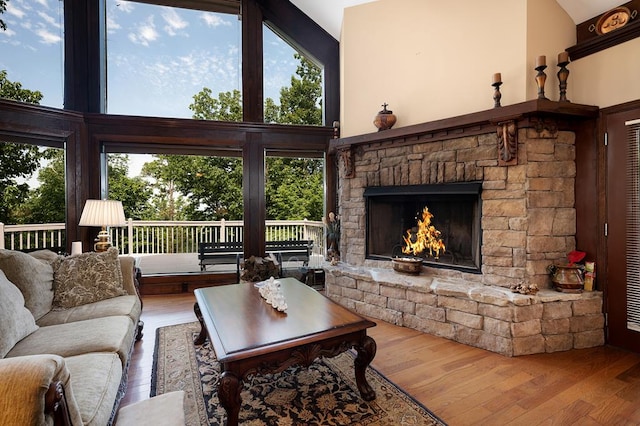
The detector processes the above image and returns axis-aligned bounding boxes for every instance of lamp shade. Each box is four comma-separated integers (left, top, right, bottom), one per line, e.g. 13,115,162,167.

78,199,126,227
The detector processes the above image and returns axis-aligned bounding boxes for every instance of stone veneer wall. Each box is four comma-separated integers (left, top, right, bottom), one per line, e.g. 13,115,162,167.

329,127,605,355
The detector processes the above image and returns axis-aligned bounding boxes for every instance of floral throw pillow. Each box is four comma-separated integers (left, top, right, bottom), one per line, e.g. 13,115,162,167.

53,247,127,309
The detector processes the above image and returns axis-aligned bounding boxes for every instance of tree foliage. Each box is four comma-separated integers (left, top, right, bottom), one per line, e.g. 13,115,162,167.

142,155,244,221
14,149,65,224
0,0,8,31
182,52,325,221
107,155,154,220
0,70,49,224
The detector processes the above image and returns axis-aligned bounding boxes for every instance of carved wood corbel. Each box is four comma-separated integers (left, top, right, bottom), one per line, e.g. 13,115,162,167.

529,117,559,139
339,147,355,178
496,120,518,166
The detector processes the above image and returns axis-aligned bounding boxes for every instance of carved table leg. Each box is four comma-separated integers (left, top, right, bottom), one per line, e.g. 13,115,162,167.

193,302,208,345
218,371,242,426
354,335,377,401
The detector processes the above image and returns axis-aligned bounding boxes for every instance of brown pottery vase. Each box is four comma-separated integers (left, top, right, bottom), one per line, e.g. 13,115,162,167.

373,104,397,131
548,264,584,293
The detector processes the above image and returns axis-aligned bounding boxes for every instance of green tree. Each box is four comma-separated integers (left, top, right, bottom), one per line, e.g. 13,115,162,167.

14,149,65,224
0,70,47,224
0,70,43,104
0,0,8,31
278,54,322,125
265,157,323,220
187,53,324,222
107,155,154,220
142,155,243,221
189,88,242,121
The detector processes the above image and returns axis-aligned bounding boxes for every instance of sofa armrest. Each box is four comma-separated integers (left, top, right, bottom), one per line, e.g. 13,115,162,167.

0,355,82,426
118,256,139,297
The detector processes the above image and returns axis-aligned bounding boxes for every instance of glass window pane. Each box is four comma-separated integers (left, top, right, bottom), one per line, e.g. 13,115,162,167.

0,0,64,108
263,24,323,125
1,142,66,251
106,151,243,275
265,152,325,275
106,0,240,119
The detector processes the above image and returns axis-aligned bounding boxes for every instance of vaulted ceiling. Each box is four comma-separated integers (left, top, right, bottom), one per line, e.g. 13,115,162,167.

289,0,627,40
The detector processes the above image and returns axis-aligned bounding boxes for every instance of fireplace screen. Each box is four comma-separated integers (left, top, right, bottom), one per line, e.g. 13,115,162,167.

364,183,482,272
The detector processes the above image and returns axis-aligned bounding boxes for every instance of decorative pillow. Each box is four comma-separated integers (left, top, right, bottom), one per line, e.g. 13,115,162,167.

0,249,55,320
0,270,39,358
28,249,64,273
53,247,127,309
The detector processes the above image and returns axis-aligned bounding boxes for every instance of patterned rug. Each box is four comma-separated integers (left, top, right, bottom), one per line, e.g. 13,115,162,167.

151,321,446,426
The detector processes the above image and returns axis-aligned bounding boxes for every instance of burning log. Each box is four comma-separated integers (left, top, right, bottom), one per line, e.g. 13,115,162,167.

402,206,446,259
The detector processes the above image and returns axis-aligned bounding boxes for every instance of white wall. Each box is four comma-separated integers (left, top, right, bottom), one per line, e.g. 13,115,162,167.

340,0,639,137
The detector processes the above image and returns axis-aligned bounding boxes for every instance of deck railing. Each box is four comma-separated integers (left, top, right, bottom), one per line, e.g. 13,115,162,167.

1,219,326,255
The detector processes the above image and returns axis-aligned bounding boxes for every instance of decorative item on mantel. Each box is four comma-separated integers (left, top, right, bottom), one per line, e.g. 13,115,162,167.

547,250,586,293
534,55,548,100
557,51,570,102
492,72,502,108
373,103,397,131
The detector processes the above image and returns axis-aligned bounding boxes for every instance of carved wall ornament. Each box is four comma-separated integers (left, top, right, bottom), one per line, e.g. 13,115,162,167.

497,120,517,166
530,117,559,139
339,147,355,178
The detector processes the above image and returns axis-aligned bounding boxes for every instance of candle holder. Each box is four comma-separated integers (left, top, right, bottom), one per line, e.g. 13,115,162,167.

535,64,548,100
557,61,570,102
492,81,502,108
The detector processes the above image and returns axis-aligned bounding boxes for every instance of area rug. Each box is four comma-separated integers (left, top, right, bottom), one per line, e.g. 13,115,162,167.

151,321,446,426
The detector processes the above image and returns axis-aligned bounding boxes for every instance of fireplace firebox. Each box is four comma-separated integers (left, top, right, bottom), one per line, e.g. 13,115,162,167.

364,182,482,273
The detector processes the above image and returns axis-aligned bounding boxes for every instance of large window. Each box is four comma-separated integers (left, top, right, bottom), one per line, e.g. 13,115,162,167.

0,0,64,108
106,0,241,118
263,24,323,125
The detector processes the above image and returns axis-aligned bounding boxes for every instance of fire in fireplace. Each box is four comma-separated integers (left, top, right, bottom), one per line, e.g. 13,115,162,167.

364,182,482,273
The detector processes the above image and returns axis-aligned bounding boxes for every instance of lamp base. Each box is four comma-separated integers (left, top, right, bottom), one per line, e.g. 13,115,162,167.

94,230,112,252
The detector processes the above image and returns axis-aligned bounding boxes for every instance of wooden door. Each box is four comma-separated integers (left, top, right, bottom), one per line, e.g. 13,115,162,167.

605,102,640,352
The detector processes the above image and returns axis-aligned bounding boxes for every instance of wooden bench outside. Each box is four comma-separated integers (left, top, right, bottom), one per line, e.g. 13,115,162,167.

266,240,313,267
198,240,314,279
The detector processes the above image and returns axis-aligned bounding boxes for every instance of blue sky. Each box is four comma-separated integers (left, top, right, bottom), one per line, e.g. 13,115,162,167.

0,0,301,118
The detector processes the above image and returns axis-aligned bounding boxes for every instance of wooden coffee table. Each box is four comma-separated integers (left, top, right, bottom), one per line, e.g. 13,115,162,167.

193,278,377,426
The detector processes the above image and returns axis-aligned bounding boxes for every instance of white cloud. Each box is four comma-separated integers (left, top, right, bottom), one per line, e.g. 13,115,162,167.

116,1,135,13
35,27,61,44
128,16,159,46
37,11,61,29
107,14,121,34
200,13,231,28
6,3,26,19
162,8,188,36
0,28,17,37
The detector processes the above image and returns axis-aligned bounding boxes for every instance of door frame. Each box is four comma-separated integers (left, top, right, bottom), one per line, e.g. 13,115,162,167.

602,99,640,352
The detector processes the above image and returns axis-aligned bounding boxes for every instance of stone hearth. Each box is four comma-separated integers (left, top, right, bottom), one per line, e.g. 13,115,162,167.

328,101,604,356
324,264,603,356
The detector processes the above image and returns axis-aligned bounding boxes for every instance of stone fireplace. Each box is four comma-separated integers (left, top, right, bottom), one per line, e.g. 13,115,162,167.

326,100,605,356
365,182,482,272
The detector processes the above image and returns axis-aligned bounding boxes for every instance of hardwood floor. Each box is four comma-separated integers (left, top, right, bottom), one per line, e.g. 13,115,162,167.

120,293,640,425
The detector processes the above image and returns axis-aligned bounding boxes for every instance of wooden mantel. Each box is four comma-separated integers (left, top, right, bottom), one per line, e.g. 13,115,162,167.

330,99,599,153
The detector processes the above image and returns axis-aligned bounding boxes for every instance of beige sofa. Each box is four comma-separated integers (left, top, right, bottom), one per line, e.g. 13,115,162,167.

0,247,142,426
